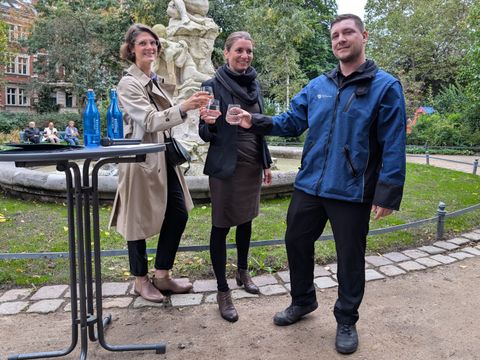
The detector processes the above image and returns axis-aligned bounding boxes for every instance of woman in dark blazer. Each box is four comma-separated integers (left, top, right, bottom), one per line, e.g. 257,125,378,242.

199,31,272,322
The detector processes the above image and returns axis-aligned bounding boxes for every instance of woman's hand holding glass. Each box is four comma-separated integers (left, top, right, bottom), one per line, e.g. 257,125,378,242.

180,90,212,113
200,99,221,125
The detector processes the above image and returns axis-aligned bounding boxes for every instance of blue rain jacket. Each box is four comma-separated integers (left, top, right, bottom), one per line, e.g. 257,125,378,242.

252,60,406,209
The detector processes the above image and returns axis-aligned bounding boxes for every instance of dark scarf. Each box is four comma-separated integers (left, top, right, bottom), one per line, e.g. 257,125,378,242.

215,64,259,105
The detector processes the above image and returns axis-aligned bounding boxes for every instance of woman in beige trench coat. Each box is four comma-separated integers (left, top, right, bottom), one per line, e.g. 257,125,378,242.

109,23,210,303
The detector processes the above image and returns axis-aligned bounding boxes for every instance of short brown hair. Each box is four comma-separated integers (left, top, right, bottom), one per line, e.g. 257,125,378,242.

119,23,161,63
224,31,254,51
330,14,364,33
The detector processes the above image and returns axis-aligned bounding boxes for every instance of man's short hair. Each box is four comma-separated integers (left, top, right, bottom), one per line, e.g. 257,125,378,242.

330,14,365,32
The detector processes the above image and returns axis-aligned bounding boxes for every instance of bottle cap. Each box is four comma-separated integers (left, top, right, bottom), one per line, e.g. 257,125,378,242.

87,88,93,92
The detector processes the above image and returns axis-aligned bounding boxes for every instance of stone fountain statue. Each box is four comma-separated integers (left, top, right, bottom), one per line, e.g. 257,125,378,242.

153,0,219,165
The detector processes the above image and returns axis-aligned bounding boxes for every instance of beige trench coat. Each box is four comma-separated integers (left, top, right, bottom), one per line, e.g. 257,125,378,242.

108,64,194,241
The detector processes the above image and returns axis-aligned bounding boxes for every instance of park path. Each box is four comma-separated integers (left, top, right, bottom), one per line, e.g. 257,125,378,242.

406,154,479,175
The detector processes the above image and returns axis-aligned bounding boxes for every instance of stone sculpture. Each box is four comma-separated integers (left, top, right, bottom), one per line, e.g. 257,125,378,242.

153,0,219,154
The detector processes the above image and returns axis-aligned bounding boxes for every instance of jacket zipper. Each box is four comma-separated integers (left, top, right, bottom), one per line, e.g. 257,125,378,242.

316,88,341,193
343,92,355,112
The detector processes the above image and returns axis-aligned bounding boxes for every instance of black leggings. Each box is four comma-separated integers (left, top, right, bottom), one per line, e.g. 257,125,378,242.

210,221,252,292
127,164,188,276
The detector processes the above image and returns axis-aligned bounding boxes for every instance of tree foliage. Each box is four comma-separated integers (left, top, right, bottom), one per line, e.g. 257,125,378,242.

457,1,480,132
365,0,471,100
242,0,336,108
0,20,8,82
28,1,128,104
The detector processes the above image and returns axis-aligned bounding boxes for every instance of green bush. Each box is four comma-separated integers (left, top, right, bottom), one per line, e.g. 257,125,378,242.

408,113,477,147
0,112,82,134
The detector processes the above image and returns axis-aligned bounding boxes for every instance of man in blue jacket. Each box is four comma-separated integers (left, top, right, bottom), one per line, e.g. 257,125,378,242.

234,14,406,354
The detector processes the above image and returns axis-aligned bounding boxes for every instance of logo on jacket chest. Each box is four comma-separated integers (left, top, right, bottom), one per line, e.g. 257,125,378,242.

317,93,333,100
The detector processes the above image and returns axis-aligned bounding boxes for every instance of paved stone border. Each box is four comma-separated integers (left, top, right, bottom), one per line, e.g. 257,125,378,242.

1,229,479,316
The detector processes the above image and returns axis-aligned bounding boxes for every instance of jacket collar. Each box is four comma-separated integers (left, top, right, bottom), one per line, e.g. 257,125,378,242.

326,59,378,88
126,64,166,87
126,63,175,105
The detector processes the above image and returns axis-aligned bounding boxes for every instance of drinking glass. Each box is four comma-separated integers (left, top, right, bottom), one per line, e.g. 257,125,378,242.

207,99,220,111
200,86,213,95
205,99,221,122
226,104,241,125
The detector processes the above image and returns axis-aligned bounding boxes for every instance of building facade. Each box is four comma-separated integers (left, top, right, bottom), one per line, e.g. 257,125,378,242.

0,0,77,113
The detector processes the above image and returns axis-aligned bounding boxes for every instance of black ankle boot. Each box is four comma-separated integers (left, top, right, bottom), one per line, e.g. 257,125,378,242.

217,290,239,323
235,269,259,294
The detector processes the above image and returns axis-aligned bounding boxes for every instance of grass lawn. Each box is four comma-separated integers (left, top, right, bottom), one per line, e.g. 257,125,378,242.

0,162,479,287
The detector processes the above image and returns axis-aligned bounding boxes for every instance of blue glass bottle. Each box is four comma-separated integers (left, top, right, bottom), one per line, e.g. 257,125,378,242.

83,89,101,147
106,88,124,139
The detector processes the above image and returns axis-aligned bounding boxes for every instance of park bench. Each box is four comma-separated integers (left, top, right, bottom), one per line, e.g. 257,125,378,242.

19,130,67,143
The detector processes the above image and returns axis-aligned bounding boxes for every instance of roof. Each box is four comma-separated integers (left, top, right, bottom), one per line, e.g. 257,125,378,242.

0,0,36,17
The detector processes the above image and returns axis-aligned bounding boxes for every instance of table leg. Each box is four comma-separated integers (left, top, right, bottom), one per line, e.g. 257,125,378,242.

91,157,166,354
7,163,79,359
70,163,89,359
81,159,97,342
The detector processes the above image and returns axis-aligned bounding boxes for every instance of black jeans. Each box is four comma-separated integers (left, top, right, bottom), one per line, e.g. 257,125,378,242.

127,164,188,276
210,221,252,292
285,189,371,325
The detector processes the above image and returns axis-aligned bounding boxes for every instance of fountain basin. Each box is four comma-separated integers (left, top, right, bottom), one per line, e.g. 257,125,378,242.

0,146,302,203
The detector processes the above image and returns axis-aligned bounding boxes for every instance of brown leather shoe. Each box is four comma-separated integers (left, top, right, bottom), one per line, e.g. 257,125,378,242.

152,276,193,294
235,269,259,294
217,290,238,322
133,277,164,303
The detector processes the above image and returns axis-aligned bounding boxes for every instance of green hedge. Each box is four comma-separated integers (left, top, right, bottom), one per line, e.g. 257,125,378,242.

0,112,82,134
408,113,480,147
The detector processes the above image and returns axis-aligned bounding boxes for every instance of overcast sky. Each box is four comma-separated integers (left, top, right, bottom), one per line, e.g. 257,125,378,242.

336,0,367,19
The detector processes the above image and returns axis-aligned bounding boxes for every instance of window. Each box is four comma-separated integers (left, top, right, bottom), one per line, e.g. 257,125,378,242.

66,92,73,108
6,88,16,105
5,55,29,75
18,89,28,105
18,56,28,75
8,24,15,42
7,24,28,42
5,87,29,106
6,56,15,73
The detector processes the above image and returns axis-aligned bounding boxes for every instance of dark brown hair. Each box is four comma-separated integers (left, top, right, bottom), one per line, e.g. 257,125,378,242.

224,31,254,51
330,14,365,33
119,23,161,63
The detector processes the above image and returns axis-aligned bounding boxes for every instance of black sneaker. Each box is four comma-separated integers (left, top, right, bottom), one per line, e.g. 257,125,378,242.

273,302,318,326
335,323,358,354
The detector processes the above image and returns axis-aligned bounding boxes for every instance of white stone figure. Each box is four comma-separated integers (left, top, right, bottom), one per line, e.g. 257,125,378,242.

153,24,210,87
153,0,219,157
169,0,209,24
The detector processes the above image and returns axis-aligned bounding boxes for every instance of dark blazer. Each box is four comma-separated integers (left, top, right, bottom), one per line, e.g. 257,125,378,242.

199,77,272,179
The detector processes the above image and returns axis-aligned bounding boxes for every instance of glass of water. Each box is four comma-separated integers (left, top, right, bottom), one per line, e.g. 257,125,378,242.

205,99,221,121
200,86,213,95
226,104,241,125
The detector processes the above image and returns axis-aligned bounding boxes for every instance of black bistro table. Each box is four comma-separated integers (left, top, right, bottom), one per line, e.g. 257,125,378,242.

0,143,166,360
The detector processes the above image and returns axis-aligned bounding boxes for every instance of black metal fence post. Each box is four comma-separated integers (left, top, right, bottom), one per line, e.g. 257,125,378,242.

473,159,478,175
436,201,446,240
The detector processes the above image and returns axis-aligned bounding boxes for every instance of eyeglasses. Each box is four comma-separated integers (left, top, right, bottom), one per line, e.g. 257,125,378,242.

135,39,160,48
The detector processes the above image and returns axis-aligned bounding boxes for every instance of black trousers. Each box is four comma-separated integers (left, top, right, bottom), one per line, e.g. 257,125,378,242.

127,164,188,276
210,221,252,292
285,189,371,325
